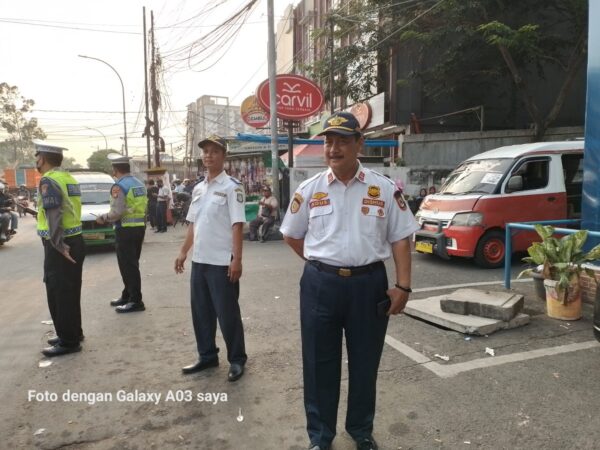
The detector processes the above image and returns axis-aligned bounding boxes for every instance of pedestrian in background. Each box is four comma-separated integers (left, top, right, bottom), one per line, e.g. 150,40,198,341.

33,139,86,357
156,178,170,233
175,135,247,383
280,112,419,450
248,185,278,242
146,179,158,230
96,154,148,313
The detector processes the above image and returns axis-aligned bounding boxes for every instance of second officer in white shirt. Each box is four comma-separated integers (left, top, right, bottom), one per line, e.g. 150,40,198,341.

174,135,247,382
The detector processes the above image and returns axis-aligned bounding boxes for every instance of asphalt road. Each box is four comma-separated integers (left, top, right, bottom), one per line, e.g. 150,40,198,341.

1,217,600,449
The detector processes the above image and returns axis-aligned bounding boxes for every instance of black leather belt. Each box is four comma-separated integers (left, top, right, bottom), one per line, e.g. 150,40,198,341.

308,260,383,277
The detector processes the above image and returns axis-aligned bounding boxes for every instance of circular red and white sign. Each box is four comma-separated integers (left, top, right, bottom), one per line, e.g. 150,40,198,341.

256,74,324,120
240,95,270,128
350,102,372,130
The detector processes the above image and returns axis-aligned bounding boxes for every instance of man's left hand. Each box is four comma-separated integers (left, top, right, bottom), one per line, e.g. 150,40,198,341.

228,259,242,283
385,287,409,315
96,215,106,225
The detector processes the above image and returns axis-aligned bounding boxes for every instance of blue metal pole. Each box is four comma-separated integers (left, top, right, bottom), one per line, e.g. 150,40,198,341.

582,2,600,248
504,225,512,289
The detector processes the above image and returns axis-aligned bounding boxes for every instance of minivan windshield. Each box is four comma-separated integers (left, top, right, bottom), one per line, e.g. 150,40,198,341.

440,158,513,195
80,183,112,205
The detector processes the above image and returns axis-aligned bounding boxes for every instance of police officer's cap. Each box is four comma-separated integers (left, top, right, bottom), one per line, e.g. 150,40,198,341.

107,153,132,164
33,139,68,155
198,135,227,152
317,112,362,137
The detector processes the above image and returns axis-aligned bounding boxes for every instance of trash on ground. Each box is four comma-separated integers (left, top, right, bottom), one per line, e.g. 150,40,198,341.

34,428,45,436
485,347,495,356
464,337,472,341
38,360,52,368
41,320,53,325
433,353,450,361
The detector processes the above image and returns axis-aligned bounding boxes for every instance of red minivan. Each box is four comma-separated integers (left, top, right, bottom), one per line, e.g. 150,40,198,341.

414,141,584,268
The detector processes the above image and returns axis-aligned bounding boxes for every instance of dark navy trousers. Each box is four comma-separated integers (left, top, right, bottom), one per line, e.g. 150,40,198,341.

300,261,389,447
190,262,247,365
115,226,145,304
43,234,85,347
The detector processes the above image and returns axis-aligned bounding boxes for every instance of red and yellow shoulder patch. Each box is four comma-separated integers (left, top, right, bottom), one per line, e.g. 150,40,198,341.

290,193,304,214
111,185,122,199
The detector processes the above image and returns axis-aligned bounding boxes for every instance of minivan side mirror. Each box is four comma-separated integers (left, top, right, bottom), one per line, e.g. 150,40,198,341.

506,175,523,193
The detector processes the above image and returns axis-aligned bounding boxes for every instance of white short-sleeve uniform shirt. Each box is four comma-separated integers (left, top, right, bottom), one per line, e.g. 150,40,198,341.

280,164,419,267
186,171,246,266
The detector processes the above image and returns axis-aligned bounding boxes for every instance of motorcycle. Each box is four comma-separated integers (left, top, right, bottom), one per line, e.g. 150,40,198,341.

0,211,13,246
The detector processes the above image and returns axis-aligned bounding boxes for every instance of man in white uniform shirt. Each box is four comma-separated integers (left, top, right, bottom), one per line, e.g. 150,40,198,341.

174,135,247,382
280,112,419,450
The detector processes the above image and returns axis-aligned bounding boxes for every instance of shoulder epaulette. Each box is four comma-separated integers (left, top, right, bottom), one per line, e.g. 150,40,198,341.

229,176,242,185
298,171,326,190
370,169,397,187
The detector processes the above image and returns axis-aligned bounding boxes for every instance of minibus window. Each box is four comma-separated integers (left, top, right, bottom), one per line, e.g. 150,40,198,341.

508,159,549,191
440,158,512,195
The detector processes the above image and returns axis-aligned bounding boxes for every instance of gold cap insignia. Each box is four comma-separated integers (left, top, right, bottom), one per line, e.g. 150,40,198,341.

327,116,348,126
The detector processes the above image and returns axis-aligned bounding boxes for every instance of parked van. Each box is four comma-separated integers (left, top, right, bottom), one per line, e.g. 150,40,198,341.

70,171,116,246
414,141,584,268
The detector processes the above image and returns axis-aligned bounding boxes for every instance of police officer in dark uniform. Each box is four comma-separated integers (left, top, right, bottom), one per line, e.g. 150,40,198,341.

281,112,419,450
34,139,86,357
96,154,148,313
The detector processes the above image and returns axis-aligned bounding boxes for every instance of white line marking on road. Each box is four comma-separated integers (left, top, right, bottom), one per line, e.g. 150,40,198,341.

385,336,600,378
384,335,431,364
413,279,530,293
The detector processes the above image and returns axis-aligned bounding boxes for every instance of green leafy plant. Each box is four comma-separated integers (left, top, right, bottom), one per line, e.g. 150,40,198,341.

519,224,600,302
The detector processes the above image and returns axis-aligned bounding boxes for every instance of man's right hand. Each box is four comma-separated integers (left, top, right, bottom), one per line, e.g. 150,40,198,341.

174,252,187,274
61,246,77,264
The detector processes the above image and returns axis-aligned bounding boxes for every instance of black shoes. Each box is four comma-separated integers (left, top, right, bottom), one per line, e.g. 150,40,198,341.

47,335,84,346
116,302,145,313
42,343,82,357
182,359,219,374
110,297,128,307
228,363,244,382
356,437,378,450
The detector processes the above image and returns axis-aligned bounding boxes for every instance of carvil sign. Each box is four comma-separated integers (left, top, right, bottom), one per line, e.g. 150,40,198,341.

240,95,270,128
256,74,324,120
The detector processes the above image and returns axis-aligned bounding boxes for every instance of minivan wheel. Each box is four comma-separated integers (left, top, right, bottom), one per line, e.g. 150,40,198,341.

474,230,505,269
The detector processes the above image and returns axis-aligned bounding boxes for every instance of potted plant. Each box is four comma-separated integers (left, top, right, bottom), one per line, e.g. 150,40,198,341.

519,224,600,320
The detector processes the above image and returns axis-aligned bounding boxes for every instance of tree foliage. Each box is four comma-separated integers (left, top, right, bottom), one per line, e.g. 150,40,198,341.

0,82,46,166
87,149,120,173
306,0,588,139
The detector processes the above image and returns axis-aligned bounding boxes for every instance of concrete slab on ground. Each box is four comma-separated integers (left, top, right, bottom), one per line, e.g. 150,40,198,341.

405,295,530,335
439,288,524,321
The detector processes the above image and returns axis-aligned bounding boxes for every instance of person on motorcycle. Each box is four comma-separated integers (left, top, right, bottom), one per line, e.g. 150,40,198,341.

17,184,30,217
0,182,15,242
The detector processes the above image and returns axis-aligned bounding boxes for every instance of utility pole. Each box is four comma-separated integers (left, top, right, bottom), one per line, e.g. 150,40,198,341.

143,7,151,169
329,15,335,114
150,10,161,167
267,0,280,205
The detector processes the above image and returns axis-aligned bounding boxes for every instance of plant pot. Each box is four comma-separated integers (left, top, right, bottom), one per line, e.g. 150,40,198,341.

531,271,546,301
543,278,582,320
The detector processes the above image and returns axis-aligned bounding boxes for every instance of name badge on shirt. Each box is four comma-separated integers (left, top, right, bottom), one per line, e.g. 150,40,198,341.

66,184,81,196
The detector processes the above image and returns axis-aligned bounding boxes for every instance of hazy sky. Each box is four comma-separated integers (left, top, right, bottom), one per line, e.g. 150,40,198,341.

0,0,294,165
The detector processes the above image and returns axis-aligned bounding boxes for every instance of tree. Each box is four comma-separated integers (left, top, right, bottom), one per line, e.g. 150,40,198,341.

62,156,83,170
307,0,588,140
87,149,120,173
0,82,46,165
